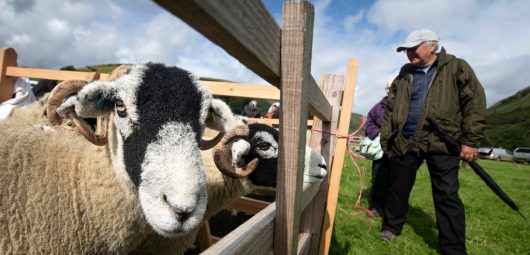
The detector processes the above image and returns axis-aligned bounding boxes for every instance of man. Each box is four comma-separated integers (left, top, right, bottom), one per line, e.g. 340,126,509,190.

380,29,486,255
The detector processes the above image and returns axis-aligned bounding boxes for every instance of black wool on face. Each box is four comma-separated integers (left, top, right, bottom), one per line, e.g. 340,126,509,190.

246,124,279,187
123,63,205,187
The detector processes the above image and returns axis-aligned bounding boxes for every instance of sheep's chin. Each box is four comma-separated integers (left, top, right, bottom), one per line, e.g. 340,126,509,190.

138,184,207,237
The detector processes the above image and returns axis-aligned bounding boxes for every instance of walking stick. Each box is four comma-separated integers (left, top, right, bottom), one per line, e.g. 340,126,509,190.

425,117,527,221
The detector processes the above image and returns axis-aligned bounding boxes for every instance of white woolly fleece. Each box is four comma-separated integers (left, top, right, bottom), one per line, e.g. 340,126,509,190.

113,64,147,139
139,122,207,237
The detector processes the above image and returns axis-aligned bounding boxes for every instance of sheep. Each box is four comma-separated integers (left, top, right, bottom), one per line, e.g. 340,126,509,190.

0,64,327,254
1,107,327,255
130,123,328,254
0,63,242,254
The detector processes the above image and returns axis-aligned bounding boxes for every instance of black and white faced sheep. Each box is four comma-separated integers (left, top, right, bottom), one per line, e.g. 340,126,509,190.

0,63,242,254
213,123,328,186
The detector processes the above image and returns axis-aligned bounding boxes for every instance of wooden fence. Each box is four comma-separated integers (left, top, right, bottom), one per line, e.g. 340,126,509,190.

0,0,359,254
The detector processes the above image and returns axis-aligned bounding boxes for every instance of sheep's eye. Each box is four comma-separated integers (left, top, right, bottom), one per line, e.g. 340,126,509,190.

257,142,271,151
115,100,127,117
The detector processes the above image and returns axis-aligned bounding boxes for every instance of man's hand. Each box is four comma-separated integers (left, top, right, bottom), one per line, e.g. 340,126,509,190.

460,144,478,162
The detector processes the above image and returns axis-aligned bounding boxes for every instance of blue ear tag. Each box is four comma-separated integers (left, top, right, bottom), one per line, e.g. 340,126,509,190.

96,96,107,109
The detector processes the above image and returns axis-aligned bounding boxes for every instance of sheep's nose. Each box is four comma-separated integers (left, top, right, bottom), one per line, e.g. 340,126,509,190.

162,194,194,221
318,163,327,170
176,212,191,222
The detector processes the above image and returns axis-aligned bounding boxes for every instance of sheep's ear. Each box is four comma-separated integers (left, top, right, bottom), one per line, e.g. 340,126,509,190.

58,81,116,118
205,99,248,132
58,64,130,118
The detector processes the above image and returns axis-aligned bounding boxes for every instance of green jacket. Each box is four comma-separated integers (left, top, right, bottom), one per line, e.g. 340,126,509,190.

381,48,486,156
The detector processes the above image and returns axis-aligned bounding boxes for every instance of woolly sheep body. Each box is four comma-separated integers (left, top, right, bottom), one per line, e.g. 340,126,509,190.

0,115,152,254
0,117,257,254
1,99,326,254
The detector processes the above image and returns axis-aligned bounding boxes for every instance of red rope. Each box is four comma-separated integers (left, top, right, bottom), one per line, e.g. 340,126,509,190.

312,116,376,218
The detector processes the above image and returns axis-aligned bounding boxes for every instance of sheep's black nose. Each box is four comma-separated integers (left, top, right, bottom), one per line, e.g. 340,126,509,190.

176,212,191,222
318,163,327,170
162,194,193,221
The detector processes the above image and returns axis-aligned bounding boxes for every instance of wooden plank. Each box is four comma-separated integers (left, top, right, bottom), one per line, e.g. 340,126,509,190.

202,81,279,100
248,118,313,127
276,1,314,254
226,196,271,215
0,48,18,103
319,59,359,255
201,182,320,255
153,0,281,86
211,235,221,243
307,76,332,122
302,74,345,254
297,233,311,255
6,66,100,81
201,203,276,255
196,221,213,252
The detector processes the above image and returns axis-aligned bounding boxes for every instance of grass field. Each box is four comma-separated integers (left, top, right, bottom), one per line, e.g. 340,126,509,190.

330,156,530,254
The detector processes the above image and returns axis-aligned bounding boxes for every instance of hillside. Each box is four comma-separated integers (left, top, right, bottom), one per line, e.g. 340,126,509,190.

482,86,530,150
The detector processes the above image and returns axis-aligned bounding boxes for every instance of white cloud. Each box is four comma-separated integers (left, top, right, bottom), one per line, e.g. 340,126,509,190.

343,10,365,31
1,0,529,116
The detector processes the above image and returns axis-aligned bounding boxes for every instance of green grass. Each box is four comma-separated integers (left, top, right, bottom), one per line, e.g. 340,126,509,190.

331,156,530,254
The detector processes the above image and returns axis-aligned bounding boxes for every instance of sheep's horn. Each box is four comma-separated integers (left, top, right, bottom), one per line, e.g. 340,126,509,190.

47,80,88,126
77,64,130,146
106,64,131,81
199,131,226,150
47,65,131,146
72,117,108,146
212,126,260,178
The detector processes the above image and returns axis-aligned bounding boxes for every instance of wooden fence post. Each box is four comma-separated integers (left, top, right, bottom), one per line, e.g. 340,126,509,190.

301,74,345,254
0,47,18,103
319,59,359,255
275,1,314,254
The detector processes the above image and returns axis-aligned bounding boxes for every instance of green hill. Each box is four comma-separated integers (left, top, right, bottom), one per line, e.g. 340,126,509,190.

348,112,365,135
482,86,530,150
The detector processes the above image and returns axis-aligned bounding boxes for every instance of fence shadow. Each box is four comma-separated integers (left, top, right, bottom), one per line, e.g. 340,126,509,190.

407,206,439,251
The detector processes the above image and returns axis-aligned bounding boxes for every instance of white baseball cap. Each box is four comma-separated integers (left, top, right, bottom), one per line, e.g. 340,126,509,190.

396,29,439,52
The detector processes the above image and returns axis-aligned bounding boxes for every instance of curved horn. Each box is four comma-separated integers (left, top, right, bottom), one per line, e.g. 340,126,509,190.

46,65,131,146
72,117,108,146
199,131,225,150
212,126,260,178
47,80,88,126
106,64,131,81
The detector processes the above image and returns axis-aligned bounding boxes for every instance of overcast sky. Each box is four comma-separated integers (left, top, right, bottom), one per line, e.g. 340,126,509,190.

2,0,529,115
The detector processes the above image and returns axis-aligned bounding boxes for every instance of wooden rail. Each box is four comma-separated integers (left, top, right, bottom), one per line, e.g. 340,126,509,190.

153,0,331,123
6,66,101,81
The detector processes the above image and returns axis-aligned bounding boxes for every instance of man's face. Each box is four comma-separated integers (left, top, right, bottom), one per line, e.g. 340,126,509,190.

405,41,437,67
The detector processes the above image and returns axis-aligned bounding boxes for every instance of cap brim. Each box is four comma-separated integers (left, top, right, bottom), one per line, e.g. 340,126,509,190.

396,41,423,52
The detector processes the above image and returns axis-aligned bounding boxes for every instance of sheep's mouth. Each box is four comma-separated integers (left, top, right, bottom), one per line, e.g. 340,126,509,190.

140,188,208,238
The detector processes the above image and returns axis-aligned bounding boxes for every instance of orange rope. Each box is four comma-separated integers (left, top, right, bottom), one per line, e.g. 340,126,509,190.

312,116,377,219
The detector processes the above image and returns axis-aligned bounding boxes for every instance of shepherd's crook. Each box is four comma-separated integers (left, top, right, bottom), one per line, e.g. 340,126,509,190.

425,117,527,221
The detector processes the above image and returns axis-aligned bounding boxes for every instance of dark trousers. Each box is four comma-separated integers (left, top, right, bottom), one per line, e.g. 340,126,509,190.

369,155,391,213
383,153,466,255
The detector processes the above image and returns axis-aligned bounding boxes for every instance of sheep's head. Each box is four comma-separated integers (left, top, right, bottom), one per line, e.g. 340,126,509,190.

47,63,240,237
213,123,328,187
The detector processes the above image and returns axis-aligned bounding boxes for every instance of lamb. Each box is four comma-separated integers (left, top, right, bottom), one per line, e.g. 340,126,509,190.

0,63,242,254
130,123,328,254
